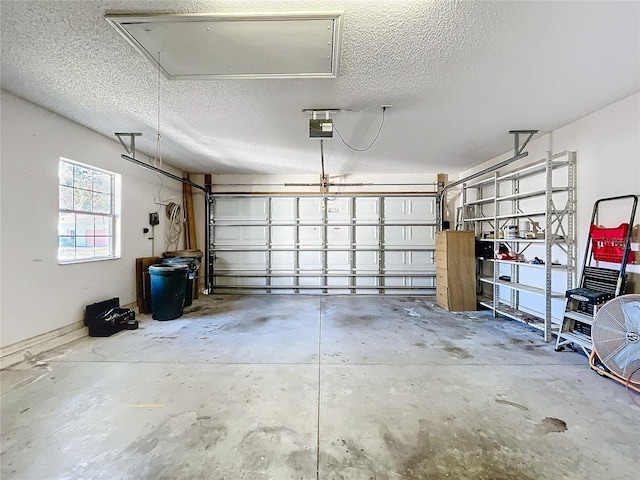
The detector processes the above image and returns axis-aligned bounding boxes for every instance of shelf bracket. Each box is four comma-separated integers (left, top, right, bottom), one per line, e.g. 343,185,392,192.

114,132,142,158
509,130,538,156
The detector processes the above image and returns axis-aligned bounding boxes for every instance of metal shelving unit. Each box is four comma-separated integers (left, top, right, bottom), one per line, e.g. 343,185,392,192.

462,151,576,341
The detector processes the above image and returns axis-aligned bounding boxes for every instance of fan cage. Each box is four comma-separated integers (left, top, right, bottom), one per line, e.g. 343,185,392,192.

592,294,640,385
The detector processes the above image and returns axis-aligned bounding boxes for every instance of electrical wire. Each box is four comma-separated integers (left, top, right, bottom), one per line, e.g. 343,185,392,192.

152,160,164,214
333,107,386,152
165,202,183,251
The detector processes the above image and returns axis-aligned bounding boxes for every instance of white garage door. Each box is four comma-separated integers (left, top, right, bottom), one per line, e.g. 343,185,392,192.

209,195,438,294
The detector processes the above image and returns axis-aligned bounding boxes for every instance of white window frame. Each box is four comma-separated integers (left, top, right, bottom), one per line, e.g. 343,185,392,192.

58,158,121,264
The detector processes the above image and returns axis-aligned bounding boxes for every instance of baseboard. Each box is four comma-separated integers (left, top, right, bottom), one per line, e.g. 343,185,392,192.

1,320,86,370
0,301,139,370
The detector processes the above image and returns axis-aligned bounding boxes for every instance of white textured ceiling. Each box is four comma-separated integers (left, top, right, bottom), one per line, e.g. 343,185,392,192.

2,1,639,175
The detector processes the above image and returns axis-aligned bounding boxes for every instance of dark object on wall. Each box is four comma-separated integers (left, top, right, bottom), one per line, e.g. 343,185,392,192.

85,297,136,337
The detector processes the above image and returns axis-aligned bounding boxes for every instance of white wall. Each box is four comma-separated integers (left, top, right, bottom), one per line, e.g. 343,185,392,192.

0,91,184,348
458,92,640,287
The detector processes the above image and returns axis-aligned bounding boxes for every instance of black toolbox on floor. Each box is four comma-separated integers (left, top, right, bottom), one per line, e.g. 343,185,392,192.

85,297,137,337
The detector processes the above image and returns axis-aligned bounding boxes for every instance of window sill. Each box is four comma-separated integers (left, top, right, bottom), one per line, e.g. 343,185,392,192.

58,256,121,265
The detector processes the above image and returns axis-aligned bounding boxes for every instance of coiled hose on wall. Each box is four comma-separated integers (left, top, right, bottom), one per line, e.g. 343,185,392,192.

165,202,183,251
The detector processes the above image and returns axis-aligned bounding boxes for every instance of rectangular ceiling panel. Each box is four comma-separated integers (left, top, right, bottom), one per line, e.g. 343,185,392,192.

106,12,343,79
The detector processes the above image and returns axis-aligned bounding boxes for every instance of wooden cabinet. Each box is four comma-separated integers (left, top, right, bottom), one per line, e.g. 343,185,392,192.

435,230,476,311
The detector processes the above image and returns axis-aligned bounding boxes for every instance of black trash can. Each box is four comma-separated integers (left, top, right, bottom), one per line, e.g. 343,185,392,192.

162,257,198,307
148,264,188,320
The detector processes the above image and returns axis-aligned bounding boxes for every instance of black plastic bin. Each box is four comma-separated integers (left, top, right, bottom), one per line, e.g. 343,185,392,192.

148,264,188,320
162,257,198,307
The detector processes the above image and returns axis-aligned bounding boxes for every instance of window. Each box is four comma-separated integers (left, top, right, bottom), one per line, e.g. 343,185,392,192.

58,159,120,263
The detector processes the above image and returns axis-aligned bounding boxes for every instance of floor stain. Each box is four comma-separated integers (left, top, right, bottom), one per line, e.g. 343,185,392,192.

414,342,426,348
523,344,548,354
536,417,568,435
338,315,379,326
241,425,312,474
324,420,539,479
220,315,274,332
441,341,473,359
323,437,379,479
119,412,228,478
382,420,538,480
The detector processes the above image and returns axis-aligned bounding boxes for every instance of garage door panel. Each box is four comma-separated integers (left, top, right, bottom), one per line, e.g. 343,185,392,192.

271,251,295,270
271,197,295,221
327,276,350,294
298,198,322,221
355,197,379,222
326,197,351,222
214,251,267,271
215,197,268,220
299,276,323,294
271,276,296,294
355,251,378,270
327,251,350,271
299,226,322,245
384,226,434,247
355,226,378,245
354,276,379,295
214,276,268,288
271,226,295,246
299,251,322,271
385,251,435,271
385,276,434,294
327,226,350,246
384,197,436,222
214,226,267,245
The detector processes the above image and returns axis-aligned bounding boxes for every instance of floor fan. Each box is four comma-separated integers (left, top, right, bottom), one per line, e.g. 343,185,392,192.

590,294,640,394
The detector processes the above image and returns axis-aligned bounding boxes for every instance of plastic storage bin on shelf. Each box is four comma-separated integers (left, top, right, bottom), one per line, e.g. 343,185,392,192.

148,264,188,320
162,257,198,307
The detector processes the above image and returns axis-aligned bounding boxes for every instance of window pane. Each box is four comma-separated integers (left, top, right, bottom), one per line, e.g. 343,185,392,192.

75,239,95,259
59,212,76,236
76,214,95,237
74,189,92,212
95,237,112,257
93,173,111,194
59,162,74,186
73,166,92,190
58,237,76,261
94,215,112,235
92,192,111,214
59,186,73,210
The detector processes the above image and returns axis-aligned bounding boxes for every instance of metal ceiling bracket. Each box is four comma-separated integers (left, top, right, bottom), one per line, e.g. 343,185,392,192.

115,132,142,158
509,130,538,156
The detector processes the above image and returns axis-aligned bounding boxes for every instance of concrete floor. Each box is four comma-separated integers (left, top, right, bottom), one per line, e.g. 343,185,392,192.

1,295,638,480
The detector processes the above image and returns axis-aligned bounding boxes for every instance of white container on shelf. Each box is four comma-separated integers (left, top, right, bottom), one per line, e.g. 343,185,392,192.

503,225,519,239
